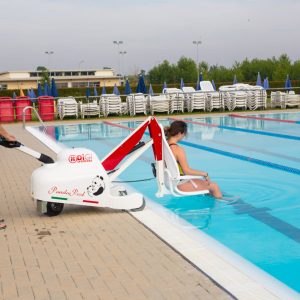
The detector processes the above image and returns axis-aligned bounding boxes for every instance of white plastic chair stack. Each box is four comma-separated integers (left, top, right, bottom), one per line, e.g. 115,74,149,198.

57,97,79,120
200,81,222,111
126,93,148,116
271,91,285,108
163,88,184,113
148,94,170,114
100,94,122,117
246,86,266,110
79,100,100,119
281,91,300,108
181,87,206,112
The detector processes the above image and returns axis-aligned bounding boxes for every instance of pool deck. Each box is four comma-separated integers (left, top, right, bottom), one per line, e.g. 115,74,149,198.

1,109,299,300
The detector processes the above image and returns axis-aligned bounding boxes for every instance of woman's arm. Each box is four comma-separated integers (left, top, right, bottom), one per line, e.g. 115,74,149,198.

0,125,16,141
174,146,208,177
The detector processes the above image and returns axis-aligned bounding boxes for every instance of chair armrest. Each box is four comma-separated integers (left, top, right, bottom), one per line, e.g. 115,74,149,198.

179,175,206,180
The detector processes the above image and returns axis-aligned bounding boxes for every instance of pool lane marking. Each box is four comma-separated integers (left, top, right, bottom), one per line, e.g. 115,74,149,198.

104,121,300,244
231,199,300,245
104,120,300,176
180,140,300,176
229,113,300,124
211,139,300,163
169,117,300,141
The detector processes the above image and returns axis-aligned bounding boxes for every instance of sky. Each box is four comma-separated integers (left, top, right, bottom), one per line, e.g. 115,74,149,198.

1,0,300,75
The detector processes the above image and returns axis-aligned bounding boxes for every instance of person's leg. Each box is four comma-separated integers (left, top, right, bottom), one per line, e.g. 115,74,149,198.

177,179,222,199
177,179,209,192
207,182,222,199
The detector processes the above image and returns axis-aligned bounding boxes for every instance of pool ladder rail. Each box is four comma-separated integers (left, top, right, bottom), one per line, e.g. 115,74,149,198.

22,106,47,132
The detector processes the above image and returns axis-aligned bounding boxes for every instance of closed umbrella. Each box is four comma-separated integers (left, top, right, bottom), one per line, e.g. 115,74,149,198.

180,78,184,89
44,82,49,96
212,79,216,91
263,77,270,90
37,83,43,96
148,84,154,96
86,87,91,98
12,92,17,99
93,85,98,96
285,75,292,90
256,72,262,86
199,73,203,82
196,81,200,91
101,86,107,95
233,75,238,84
136,76,147,94
113,84,120,95
162,81,167,92
31,89,37,103
125,79,132,95
51,78,58,97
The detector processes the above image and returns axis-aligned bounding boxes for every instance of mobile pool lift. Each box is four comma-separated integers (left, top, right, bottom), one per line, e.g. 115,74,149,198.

1,117,166,216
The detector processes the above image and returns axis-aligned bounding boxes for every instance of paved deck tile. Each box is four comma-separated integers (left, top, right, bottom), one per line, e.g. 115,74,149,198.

0,123,234,300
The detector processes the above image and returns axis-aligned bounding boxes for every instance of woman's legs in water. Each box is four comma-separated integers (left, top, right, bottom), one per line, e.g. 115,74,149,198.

177,179,223,199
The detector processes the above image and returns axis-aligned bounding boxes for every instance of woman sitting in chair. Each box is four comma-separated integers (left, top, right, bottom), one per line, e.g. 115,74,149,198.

164,120,222,199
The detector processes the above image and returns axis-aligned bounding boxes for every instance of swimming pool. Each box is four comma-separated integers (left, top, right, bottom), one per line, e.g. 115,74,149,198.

40,112,300,296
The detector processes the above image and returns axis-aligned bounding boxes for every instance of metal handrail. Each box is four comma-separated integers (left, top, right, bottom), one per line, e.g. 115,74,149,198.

22,106,47,131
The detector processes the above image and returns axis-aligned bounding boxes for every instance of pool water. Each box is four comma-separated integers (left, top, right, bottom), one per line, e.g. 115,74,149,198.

45,112,300,294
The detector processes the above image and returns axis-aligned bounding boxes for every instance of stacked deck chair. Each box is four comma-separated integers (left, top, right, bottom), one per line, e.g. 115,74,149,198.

79,99,100,119
100,94,122,117
148,94,170,114
162,88,184,113
271,91,285,108
281,91,300,109
181,87,206,112
199,81,222,111
126,93,148,116
57,97,79,120
244,85,267,110
219,84,247,111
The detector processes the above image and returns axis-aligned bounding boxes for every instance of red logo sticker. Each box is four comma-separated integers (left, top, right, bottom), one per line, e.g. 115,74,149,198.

68,154,92,163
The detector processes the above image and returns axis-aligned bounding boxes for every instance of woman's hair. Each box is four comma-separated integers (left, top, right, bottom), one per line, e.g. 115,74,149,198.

164,120,187,138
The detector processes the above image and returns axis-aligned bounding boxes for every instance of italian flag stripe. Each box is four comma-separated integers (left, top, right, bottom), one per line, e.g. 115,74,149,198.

51,196,68,200
83,200,99,204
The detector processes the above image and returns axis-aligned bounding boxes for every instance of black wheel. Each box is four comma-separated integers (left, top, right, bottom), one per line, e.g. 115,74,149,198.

130,198,146,212
45,202,64,217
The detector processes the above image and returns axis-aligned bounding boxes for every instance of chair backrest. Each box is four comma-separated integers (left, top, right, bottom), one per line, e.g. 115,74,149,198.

200,81,215,92
149,94,168,101
181,86,196,93
58,97,77,105
161,127,180,179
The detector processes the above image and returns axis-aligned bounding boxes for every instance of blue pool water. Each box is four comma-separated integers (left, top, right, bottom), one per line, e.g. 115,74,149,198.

44,112,300,294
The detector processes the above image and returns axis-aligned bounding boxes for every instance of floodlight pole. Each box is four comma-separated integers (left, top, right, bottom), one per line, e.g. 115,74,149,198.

192,40,201,82
119,51,127,79
113,41,123,77
45,51,54,70
78,60,84,70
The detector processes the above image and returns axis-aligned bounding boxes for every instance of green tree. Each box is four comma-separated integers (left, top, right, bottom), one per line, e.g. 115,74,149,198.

176,57,197,83
273,54,291,80
39,69,50,85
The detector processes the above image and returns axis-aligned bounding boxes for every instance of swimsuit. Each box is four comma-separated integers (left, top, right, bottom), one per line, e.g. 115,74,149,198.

168,143,185,176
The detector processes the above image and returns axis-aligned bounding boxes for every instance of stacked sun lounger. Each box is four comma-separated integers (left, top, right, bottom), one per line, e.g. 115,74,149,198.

163,88,184,113
181,87,206,112
148,94,170,114
200,81,223,111
126,93,147,116
57,97,79,120
100,94,122,117
79,100,100,119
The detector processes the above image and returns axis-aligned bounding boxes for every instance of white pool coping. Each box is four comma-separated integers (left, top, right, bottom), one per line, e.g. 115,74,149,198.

26,124,300,300
130,197,300,300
